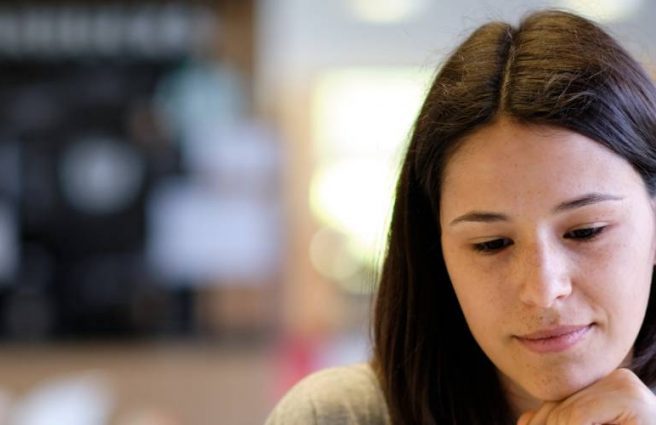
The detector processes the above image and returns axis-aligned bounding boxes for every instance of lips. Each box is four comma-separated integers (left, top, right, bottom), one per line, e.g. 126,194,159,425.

515,324,593,353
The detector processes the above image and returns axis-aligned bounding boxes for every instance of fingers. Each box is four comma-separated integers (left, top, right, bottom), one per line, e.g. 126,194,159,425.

550,369,655,425
518,402,557,425
516,410,535,425
515,369,656,425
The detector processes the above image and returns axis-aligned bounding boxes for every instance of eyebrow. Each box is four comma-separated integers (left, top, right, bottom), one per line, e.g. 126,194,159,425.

448,193,624,227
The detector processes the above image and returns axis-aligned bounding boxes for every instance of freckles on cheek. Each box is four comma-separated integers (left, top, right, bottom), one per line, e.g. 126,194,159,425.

444,243,513,327
590,237,646,284
451,264,508,332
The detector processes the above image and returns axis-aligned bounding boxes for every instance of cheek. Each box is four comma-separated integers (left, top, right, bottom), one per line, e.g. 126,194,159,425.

576,232,653,328
445,250,511,336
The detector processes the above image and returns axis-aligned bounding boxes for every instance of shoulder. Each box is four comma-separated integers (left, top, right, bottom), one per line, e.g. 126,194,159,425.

265,363,391,425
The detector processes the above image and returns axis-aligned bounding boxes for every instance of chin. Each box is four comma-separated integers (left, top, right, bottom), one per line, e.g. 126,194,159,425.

521,368,605,402
527,381,585,402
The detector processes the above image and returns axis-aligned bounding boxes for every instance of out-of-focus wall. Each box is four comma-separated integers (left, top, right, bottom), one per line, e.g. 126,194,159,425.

0,0,283,344
0,1,282,424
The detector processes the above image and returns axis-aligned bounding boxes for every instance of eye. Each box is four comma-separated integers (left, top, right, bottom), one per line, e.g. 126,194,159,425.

472,238,513,253
564,226,606,241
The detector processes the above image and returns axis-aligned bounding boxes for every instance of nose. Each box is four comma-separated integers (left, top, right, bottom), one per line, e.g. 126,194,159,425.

515,238,572,308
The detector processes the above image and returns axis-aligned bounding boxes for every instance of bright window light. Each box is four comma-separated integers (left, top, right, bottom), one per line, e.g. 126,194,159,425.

312,68,428,159
310,158,397,262
348,0,427,24
310,67,430,269
557,0,643,22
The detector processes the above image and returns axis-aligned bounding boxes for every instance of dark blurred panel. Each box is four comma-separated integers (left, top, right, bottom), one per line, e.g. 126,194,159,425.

0,1,266,341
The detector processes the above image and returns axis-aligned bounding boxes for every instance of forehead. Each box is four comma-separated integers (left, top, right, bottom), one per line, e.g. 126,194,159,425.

439,119,645,218
445,121,608,178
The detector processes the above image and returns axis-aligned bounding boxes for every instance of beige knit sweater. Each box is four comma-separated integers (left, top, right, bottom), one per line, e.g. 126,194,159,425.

265,363,391,424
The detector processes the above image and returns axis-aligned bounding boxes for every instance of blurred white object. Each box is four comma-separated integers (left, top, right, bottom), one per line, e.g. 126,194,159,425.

348,0,428,24
8,372,113,425
183,122,281,190
146,179,282,285
146,121,283,286
155,60,246,141
59,137,145,215
558,0,643,22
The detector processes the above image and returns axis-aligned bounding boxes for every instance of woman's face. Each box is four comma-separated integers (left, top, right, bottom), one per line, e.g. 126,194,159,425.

439,119,656,410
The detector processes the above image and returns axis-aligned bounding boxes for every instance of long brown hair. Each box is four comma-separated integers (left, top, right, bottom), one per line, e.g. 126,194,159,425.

373,9,656,425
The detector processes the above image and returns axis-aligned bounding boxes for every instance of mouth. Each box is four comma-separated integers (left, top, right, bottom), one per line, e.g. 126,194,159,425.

515,324,593,354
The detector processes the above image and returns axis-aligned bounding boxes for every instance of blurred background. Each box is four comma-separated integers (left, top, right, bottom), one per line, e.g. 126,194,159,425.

0,0,654,424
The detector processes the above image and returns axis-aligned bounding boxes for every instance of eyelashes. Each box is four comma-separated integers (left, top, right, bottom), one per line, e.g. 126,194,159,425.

473,238,512,253
472,226,607,254
563,226,606,240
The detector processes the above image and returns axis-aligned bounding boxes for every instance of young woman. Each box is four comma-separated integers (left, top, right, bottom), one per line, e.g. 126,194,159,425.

267,9,656,425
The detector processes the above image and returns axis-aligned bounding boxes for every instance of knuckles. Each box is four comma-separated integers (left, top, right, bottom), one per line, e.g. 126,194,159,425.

527,369,656,425
607,368,647,397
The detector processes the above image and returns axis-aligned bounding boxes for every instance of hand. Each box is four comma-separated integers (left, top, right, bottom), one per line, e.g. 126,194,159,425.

517,368,656,425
